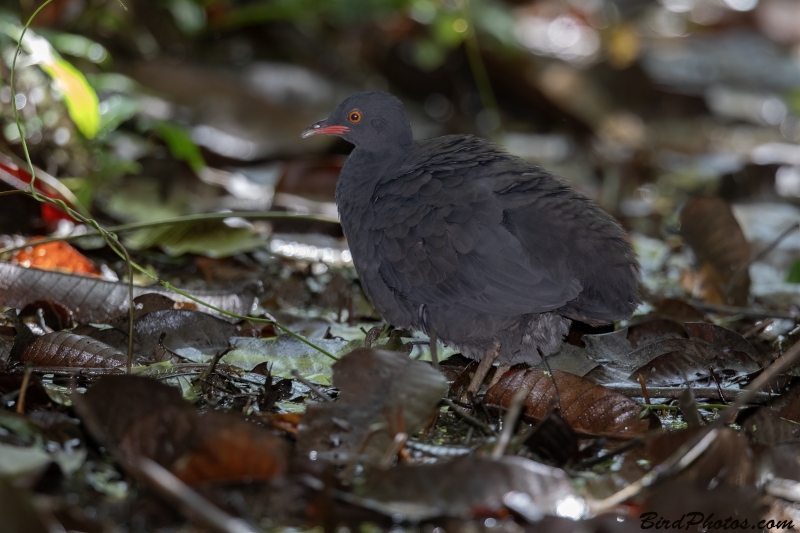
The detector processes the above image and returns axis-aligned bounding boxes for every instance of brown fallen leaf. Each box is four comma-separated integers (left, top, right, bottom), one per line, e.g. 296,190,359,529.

626,337,759,387
73,375,289,485
21,332,126,368
484,369,659,438
352,456,578,521
72,375,198,467
680,196,750,306
297,349,448,458
0,261,256,323
172,410,288,485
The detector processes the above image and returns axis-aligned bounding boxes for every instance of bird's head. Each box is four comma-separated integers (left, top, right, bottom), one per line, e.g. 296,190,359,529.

301,91,413,151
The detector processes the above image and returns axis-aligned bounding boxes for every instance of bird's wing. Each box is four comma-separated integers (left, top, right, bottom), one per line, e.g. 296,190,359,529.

370,136,581,316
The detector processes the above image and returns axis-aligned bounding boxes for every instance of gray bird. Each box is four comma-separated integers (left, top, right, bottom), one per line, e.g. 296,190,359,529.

303,92,639,366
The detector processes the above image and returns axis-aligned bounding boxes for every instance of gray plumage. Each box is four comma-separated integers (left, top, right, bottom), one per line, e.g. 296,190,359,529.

303,92,640,365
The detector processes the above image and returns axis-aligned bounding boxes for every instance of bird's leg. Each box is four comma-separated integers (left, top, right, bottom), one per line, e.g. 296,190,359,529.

488,365,510,388
429,329,439,370
464,342,501,400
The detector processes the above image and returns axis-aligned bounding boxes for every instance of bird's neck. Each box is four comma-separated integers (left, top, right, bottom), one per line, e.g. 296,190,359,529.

336,144,409,204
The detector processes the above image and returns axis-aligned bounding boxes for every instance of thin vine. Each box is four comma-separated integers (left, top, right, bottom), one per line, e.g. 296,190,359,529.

9,1,337,362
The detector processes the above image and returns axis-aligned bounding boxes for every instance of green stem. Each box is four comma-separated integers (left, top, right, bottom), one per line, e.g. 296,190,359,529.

9,5,337,364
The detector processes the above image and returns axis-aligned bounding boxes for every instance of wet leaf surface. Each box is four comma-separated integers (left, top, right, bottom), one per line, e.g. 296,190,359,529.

485,369,659,438
21,332,126,368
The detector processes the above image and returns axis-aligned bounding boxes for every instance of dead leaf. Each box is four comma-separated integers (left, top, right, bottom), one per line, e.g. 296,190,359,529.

680,197,750,305
21,332,126,368
626,337,759,386
297,349,447,458
484,369,658,438
352,456,578,520
72,375,197,467
0,262,256,323
172,410,288,485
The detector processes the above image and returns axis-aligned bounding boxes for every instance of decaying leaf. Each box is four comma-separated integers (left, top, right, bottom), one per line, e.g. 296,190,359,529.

172,410,288,485
72,375,198,467
0,262,256,323
351,456,580,521
484,369,658,438
297,349,447,458
626,337,759,386
73,375,288,485
21,332,125,368
680,196,751,305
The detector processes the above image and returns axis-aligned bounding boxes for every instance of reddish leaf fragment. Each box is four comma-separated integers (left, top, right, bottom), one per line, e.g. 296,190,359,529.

12,240,100,277
21,332,126,368
484,369,658,438
172,411,288,485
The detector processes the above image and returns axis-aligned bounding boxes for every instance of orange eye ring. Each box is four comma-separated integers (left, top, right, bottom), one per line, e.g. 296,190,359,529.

348,110,362,123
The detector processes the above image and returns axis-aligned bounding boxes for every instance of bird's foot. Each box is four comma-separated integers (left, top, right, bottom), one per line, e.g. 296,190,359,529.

462,343,501,402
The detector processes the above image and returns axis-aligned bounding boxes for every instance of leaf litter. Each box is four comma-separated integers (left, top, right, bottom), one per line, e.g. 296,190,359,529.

3,5,800,530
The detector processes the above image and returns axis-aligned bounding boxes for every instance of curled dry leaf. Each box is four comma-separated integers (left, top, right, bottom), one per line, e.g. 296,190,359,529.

680,196,750,306
172,410,288,486
21,332,126,368
484,369,659,438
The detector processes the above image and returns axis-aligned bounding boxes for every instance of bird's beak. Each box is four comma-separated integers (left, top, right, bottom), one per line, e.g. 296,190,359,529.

301,120,350,138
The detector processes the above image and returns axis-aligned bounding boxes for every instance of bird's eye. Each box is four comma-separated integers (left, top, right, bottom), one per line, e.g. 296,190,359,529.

348,110,362,123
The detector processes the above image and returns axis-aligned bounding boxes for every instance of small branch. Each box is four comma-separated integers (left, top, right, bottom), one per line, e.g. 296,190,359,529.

291,369,333,402
135,457,263,533
689,301,799,320
637,374,652,406
443,398,496,436
491,379,534,459
16,366,32,413
605,384,773,403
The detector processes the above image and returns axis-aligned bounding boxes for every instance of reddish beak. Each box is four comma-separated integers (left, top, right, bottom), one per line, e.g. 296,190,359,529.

301,120,350,138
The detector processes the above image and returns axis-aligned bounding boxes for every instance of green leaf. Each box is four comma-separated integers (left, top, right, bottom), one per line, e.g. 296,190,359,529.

787,258,800,283
156,121,206,173
40,57,101,139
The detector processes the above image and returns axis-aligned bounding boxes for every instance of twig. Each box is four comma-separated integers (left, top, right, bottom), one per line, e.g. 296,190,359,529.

689,301,799,320
726,222,800,299
707,367,728,405
197,346,233,383
637,374,652,406
379,432,407,469
291,369,333,402
491,379,535,459
135,457,263,533
443,398,496,436
540,348,562,413
16,366,32,413
605,385,772,403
